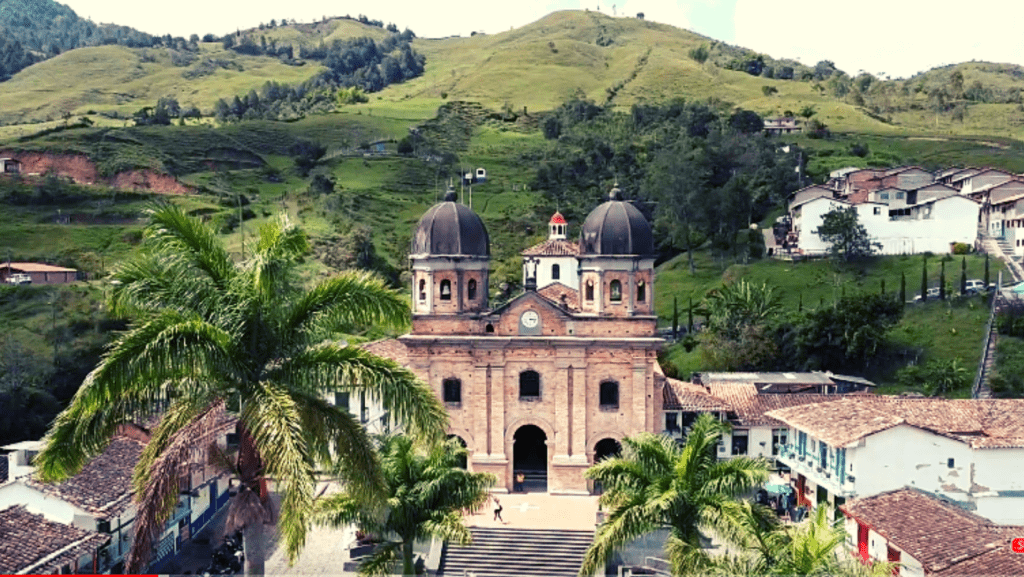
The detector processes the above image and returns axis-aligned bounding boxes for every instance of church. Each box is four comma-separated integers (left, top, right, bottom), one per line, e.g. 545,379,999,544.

367,186,665,494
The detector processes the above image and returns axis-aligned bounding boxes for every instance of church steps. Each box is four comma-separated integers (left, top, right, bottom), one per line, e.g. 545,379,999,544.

440,527,594,577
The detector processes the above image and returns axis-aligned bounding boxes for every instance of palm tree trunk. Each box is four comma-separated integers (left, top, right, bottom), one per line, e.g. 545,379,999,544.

402,539,415,576
243,521,266,576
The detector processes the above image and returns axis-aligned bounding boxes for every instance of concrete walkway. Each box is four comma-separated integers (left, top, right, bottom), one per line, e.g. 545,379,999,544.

467,491,600,531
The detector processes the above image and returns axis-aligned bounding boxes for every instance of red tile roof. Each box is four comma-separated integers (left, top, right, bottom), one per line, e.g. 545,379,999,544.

549,212,567,225
2,262,77,273
842,489,1024,575
26,437,143,518
663,379,731,412
537,282,580,311
766,397,1024,449
521,239,580,256
717,390,855,427
0,505,110,574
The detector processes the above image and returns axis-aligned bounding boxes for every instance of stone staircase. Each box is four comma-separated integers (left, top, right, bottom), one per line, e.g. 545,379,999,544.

440,527,594,577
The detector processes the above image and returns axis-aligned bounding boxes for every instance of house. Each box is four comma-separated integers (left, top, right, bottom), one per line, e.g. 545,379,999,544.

661,373,874,465
0,157,21,174
521,212,581,290
906,182,958,205
763,117,801,135
879,166,934,191
944,167,982,188
841,488,1024,577
790,194,980,256
0,504,110,574
976,180,1024,243
0,262,79,284
768,397,1024,525
0,420,236,572
954,168,1016,195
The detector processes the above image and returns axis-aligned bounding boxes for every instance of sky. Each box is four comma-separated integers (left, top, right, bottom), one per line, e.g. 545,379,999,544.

59,0,1024,79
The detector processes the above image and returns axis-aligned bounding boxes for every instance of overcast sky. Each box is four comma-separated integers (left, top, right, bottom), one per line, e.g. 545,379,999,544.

59,0,1024,79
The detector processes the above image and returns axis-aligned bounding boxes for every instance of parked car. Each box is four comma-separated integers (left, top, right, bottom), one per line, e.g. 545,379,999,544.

4,273,31,285
964,279,986,295
913,287,941,302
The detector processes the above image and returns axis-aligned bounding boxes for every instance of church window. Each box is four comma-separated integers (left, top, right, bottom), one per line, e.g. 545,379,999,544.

610,280,622,302
552,264,560,280
440,279,452,300
637,280,646,302
585,281,594,301
485,323,495,333
443,378,461,404
599,380,619,409
468,279,477,300
519,370,540,399
418,279,426,301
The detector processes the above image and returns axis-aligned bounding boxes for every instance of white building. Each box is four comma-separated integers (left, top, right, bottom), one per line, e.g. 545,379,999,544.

841,488,1024,577
791,194,980,256
767,397,1024,525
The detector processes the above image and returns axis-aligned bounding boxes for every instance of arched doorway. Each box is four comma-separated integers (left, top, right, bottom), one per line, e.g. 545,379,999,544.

592,438,622,495
447,435,468,469
594,438,621,462
513,425,547,492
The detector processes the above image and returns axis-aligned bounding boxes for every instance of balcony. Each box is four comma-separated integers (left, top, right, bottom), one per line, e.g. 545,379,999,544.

775,447,857,497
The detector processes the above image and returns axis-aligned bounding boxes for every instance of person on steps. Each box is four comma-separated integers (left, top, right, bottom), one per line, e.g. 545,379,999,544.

493,497,504,523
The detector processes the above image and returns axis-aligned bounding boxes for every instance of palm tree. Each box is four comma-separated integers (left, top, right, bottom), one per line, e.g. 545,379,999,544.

713,505,895,577
33,205,447,574
314,434,495,576
579,414,771,576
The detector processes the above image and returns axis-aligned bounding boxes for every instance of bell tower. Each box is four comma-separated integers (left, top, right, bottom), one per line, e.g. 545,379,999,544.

409,187,490,316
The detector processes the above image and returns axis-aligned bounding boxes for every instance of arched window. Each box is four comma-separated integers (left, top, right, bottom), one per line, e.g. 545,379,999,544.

418,279,426,302
600,380,619,409
440,279,452,300
519,370,540,399
585,280,594,301
443,378,461,404
610,280,622,302
468,279,477,300
485,323,495,333
637,280,646,303
552,264,560,280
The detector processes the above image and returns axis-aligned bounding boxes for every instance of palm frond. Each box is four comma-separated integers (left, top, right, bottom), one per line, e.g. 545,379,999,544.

664,531,712,575
356,541,402,577
125,398,226,573
290,389,385,504
285,271,410,339
275,342,447,442
109,252,225,319
579,499,660,576
143,204,235,288
312,492,378,532
242,380,318,565
421,510,472,545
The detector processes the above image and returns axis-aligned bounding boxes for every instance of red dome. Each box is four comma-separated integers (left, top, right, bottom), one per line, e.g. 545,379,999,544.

549,212,567,225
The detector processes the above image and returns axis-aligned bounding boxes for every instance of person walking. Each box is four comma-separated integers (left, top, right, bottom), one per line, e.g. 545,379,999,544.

493,497,504,523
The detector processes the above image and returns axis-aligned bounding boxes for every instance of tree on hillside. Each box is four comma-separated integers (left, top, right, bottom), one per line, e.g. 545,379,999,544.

580,415,771,575
815,206,880,262
33,205,447,575
314,435,494,576
798,293,903,371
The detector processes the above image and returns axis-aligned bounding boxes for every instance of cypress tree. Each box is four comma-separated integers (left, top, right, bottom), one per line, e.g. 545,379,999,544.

687,296,694,334
798,293,803,312
960,256,967,296
881,278,886,295
921,258,928,302
672,295,679,339
900,272,906,305
939,261,946,300
984,253,990,288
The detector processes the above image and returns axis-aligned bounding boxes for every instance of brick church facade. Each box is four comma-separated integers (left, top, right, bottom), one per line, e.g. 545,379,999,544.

369,187,665,494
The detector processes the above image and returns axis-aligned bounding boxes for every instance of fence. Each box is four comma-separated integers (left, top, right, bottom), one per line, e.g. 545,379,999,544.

972,270,1002,398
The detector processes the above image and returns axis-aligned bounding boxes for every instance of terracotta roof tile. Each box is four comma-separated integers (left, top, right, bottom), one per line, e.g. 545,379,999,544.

521,239,580,256
719,391,856,427
537,282,580,311
362,338,409,366
842,489,1024,575
26,437,143,518
766,397,1024,448
0,505,110,574
663,379,731,412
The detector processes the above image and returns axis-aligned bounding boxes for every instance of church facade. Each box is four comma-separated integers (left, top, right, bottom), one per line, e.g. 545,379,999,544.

371,188,665,494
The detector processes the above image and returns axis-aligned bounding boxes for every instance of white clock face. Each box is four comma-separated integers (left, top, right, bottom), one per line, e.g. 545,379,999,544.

521,310,540,328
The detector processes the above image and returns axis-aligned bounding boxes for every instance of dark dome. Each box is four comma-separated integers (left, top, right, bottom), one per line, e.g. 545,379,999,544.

412,191,490,257
579,188,655,256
